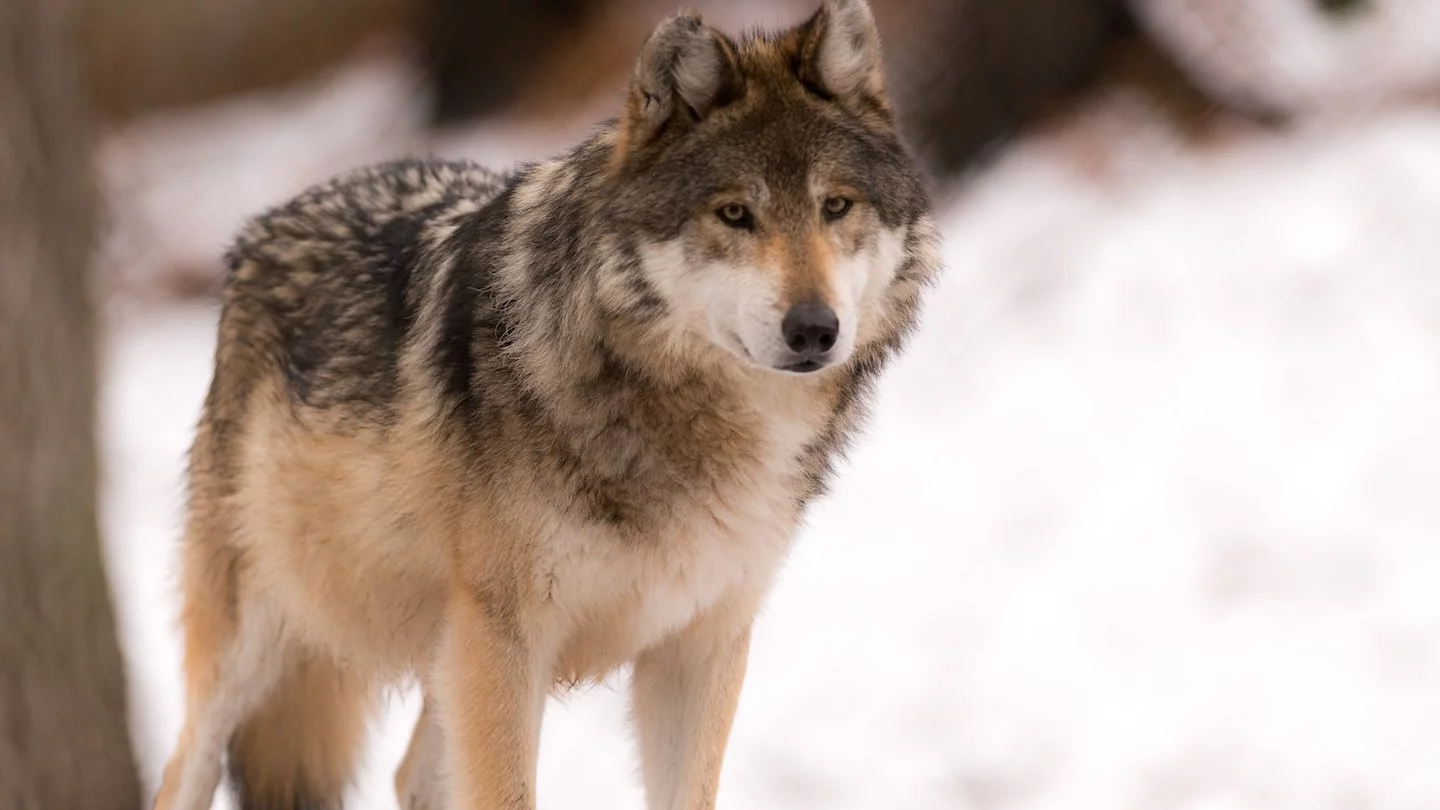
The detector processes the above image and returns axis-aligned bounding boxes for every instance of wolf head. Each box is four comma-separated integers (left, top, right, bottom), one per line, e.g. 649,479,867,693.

606,0,930,375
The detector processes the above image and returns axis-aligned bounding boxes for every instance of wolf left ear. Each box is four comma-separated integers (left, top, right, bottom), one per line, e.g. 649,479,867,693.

623,13,742,147
798,0,888,107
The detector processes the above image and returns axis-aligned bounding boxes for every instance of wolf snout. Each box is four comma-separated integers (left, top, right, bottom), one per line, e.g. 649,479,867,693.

780,301,839,371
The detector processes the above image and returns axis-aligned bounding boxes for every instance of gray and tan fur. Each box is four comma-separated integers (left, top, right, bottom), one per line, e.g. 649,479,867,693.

153,1,940,808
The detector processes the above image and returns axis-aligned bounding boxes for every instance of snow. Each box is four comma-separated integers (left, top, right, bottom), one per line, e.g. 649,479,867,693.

98,53,1440,810
1133,0,1440,115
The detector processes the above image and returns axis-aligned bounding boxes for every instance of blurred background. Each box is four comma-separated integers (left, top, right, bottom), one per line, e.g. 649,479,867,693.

3,0,1440,807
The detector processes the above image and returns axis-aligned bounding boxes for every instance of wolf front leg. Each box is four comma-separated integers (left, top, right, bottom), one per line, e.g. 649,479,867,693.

436,584,549,810
632,599,756,810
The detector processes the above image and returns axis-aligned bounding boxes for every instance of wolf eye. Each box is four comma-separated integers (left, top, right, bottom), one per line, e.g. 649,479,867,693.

822,196,853,222
717,203,753,229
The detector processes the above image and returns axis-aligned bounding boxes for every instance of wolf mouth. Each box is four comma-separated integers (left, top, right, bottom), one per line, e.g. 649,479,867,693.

781,359,826,373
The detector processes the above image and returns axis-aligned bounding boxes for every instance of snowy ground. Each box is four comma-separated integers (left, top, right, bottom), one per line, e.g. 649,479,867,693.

98,54,1440,810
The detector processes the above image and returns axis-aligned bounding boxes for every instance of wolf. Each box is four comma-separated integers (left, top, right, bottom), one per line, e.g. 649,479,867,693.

151,1,940,808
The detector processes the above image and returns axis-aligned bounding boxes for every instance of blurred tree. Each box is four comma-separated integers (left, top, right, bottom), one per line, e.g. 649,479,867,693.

0,2,143,808
878,0,1131,176
80,0,409,119
424,0,599,123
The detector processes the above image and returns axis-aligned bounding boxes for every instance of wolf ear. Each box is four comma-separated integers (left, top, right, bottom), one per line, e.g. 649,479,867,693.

623,13,741,146
798,0,887,106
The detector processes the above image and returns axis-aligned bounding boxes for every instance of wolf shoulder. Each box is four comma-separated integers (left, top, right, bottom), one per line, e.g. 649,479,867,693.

207,158,515,422
223,158,512,292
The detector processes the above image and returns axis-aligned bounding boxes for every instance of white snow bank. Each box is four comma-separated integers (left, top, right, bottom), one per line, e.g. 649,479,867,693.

1133,0,1440,115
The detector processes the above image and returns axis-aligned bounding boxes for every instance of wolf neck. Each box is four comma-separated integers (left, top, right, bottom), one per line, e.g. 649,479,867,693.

497,135,724,392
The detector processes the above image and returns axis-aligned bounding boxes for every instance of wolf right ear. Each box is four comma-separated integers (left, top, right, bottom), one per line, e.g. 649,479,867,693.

798,0,887,108
622,13,742,147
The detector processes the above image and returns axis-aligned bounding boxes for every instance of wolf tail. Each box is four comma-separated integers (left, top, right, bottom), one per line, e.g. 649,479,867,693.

226,655,371,809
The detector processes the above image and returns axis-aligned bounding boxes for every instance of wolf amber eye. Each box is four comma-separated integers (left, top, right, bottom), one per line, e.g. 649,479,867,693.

717,203,753,229
822,196,853,221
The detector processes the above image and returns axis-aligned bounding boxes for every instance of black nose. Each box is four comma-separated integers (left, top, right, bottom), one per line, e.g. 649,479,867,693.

781,301,839,356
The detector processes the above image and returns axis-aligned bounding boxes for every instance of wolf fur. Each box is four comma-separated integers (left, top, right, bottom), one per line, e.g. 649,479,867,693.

152,1,940,808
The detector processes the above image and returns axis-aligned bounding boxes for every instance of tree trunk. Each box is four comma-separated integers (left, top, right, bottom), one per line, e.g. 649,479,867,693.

876,0,1130,176
0,2,144,808
424,0,600,124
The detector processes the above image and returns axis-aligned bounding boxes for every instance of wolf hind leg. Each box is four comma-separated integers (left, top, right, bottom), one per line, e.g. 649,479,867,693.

153,573,287,810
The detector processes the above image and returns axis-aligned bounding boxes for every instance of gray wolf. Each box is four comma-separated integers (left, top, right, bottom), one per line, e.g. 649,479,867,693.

152,1,940,807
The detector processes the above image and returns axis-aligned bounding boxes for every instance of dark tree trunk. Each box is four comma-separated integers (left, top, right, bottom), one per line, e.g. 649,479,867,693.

423,0,600,124
0,2,144,808
876,0,1131,177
